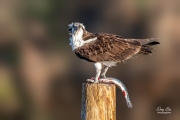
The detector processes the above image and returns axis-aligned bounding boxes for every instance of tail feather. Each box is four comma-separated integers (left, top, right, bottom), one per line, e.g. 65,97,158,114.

135,38,160,45
135,38,160,55
139,46,154,55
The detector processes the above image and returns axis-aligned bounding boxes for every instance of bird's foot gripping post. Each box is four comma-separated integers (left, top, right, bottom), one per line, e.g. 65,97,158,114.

86,77,133,108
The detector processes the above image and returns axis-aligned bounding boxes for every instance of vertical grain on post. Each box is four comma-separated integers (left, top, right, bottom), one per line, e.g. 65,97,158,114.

81,83,116,120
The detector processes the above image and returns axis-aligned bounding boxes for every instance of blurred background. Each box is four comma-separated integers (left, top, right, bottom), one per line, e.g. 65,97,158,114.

0,0,180,120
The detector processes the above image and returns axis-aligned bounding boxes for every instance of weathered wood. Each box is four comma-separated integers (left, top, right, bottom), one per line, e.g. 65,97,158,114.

81,83,116,120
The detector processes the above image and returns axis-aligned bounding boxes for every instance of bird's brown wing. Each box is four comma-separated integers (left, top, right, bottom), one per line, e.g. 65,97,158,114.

75,33,141,62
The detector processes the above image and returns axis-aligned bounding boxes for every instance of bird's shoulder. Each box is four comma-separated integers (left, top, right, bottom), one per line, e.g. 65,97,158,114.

95,33,123,41
83,33,122,41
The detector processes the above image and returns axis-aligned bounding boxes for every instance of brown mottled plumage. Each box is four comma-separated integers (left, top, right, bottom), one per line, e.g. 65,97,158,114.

75,33,159,62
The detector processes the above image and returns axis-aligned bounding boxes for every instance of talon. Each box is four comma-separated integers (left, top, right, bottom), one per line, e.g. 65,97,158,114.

86,79,94,83
91,77,95,80
87,77,102,83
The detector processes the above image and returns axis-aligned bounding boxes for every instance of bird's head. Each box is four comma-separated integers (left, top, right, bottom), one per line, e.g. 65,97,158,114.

68,22,85,37
68,22,86,50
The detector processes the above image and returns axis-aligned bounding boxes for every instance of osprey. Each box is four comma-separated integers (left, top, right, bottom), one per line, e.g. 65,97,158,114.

68,22,160,83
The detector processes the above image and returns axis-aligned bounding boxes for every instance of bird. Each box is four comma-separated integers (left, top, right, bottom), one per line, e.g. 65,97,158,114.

68,22,160,83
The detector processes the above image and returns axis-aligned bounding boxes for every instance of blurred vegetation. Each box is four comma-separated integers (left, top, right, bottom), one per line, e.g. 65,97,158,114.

0,0,180,120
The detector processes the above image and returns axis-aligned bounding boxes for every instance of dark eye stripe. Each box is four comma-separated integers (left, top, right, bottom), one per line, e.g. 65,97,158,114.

69,28,72,31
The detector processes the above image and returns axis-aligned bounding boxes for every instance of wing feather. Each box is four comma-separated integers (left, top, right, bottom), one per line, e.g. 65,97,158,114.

75,33,141,62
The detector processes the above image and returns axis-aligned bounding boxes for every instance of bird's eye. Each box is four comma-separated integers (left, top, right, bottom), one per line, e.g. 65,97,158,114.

68,28,72,32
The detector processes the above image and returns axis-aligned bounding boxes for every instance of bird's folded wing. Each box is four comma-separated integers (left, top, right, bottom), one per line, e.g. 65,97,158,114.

75,34,141,62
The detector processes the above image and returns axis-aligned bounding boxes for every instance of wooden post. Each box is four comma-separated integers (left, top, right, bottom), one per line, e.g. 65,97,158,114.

81,83,116,120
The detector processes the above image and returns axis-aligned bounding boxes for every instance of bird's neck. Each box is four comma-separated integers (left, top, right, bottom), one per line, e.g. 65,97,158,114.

69,29,85,50
69,36,84,51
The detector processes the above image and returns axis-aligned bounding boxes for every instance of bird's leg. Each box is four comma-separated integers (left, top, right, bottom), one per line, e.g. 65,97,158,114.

94,62,102,83
101,66,109,78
